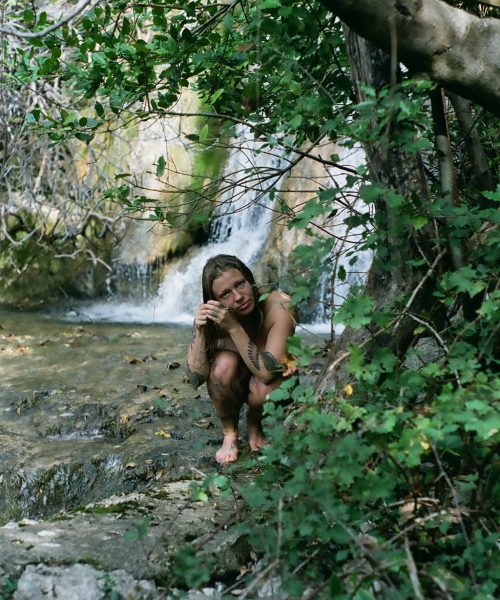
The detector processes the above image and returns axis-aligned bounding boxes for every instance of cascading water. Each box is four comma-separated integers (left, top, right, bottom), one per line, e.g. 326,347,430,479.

76,131,372,329
79,127,287,323
153,130,288,323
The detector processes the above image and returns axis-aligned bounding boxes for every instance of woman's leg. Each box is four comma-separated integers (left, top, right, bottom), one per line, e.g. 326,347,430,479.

207,351,250,463
247,376,282,451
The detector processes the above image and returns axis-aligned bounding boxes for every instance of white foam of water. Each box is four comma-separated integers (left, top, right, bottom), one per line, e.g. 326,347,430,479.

81,126,286,324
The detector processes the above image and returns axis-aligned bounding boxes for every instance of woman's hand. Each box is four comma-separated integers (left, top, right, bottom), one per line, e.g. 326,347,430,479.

193,303,209,328
204,300,237,330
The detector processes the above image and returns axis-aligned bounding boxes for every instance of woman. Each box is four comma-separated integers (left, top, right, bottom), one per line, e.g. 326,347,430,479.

186,254,296,463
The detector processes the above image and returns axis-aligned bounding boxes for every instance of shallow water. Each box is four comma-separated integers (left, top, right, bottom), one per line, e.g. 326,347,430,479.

0,308,220,523
0,307,327,524
0,308,189,405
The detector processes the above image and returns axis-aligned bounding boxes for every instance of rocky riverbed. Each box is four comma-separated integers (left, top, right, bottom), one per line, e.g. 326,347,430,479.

0,309,327,599
0,309,256,598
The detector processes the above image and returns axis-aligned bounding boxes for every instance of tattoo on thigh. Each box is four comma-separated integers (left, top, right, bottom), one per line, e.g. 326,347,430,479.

247,341,260,371
262,351,280,372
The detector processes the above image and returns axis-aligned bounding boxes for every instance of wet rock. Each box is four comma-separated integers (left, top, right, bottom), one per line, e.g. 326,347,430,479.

0,481,248,597
13,564,159,600
0,313,223,525
0,311,323,596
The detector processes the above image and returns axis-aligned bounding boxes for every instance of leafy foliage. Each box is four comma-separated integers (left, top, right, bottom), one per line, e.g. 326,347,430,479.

2,0,499,597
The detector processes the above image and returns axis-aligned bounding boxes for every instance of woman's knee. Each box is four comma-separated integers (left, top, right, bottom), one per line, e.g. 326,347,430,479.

248,375,281,406
209,351,241,386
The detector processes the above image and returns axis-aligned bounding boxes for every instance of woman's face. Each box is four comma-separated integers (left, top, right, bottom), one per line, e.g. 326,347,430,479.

211,268,255,316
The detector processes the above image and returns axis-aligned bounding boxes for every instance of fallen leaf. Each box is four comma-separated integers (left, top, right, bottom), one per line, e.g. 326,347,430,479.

123,355,143,364
15,345,31,355
165,361,181,370
155,430,171,439
194,419,214,429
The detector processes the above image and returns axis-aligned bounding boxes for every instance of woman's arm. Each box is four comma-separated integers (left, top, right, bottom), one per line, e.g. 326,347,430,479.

225,293,295,384
186,305,211,388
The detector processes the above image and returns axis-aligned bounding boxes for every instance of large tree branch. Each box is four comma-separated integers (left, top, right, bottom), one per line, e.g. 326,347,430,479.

318,0,500,114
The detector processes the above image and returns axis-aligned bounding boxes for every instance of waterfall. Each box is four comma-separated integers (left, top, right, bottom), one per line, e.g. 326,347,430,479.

75,134,372,329
79,127,287,323
305,144,373,333
152,129,287,323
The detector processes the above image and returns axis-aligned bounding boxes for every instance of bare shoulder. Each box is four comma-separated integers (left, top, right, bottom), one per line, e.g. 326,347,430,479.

262,290,296,322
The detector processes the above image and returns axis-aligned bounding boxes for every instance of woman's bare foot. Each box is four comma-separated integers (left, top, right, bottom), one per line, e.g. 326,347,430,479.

247,413,267,451
215,432,239,463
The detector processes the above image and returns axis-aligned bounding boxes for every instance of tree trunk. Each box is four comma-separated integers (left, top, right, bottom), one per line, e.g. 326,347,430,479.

316,32,445,395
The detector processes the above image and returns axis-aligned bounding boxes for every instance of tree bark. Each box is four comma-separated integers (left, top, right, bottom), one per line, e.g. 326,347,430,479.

447,92,495,192
316,33,444,395
318,0,500,114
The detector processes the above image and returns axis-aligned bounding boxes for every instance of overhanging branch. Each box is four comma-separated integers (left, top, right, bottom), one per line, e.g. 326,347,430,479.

318,0,500,114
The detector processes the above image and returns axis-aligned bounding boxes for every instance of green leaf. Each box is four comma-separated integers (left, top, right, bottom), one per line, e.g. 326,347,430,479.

334,295,374,329
288,198,326,228
199,123,209,143
210,88,224,103
95,101,105,118
444,267,487,297
156,155,166,177
359,184,385,204
481,186,500,202
124,516,151,542
223,12,233,29
259,0,282,8
23,9,35,23
411,215,428,230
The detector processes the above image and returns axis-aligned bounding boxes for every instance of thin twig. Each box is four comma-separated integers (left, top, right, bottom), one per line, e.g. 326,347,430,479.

404,535,424,600
237,559,280,600
0,0,100,39
430,443,476,585
392,248,446,333
407,313,462,388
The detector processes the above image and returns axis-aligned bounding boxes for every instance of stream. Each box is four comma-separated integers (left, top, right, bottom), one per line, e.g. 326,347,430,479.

0,307,224,524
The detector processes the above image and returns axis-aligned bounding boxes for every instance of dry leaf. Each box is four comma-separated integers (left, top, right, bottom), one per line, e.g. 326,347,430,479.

194,419,213,429
165,361,181,370
155,430,171,439
123,355,142,364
